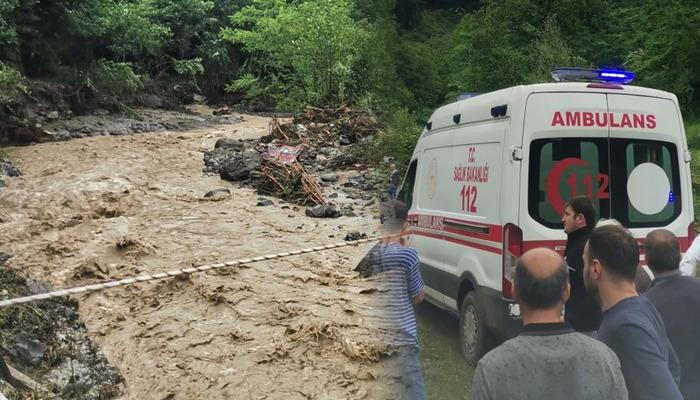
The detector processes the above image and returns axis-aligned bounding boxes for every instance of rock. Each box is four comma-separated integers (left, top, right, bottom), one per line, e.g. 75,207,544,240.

95,108,110,116
110,128,131,136
305,204,341,218
47,111,59,120
25,278,52,295
214,138,245,151
45,358,94,388
380,192,390,202
0,252,11,266
320,173,339,183
383,156,394,164
193,94,207,104
143,94,163,108
360,193,373,201
328,192,338,198
0,179,5,188
344,231,368,241
9,336,45,367
213,106,232,115
219,152,261,181
339,135,351,145
0,157,21,177
204,188,231,199
256,199,274,206
55,129,71,140
363,199,376,207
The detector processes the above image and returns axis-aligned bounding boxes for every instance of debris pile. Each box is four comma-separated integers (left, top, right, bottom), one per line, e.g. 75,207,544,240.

203,105,385,214
261,106,379,146
250,160,325,206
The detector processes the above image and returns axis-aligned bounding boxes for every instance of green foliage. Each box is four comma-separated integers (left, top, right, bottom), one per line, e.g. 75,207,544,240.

87,60,143,98
368,108,423,171
223,0,371,109
0,0,18,56
524,16,589,83
614,1,700,108
0,62,22,91
226,72,265,100
94,0,172,60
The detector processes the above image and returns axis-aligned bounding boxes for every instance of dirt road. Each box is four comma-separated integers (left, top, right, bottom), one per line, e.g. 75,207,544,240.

0,111,399,399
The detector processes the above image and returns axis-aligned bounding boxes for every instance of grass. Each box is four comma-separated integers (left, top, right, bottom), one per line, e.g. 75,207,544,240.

416,302,474,400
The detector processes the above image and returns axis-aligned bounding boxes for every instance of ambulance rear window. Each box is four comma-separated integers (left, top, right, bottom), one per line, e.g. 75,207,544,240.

528,138,681,229
610,139,681,228
528,138,611,228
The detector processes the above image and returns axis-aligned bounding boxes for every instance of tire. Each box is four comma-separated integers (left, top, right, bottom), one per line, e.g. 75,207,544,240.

459,291,489,366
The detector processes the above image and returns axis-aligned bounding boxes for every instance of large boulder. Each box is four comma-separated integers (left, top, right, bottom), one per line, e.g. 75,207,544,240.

219,152,261,181
305,204,341,218
214,138,245,151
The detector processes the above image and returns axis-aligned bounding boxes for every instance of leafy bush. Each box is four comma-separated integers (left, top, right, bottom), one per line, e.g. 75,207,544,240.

87,60,143,98
367,108,422,172
0,62,22,91
223,0,371,110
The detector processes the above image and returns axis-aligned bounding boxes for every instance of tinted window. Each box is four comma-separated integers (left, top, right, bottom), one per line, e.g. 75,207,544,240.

528,138,610,228
610,139,681,228
529,138,681,229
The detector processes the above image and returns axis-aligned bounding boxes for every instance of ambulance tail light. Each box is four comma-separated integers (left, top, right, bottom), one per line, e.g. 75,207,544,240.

502,224,523,299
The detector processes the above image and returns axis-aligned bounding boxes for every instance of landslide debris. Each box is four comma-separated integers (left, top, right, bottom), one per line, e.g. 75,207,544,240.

202,105,386,213
0,254,124,399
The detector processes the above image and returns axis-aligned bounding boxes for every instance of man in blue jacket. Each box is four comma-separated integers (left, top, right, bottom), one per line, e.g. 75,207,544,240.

644,229,700,400
584,224,682,400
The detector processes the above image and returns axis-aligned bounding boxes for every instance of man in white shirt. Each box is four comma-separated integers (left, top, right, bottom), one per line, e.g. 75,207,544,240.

679,235,700,276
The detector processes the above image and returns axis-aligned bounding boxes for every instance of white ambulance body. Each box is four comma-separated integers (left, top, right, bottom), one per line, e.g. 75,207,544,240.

398,79,695,365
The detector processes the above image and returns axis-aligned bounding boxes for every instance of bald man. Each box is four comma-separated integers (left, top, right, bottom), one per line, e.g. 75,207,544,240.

472,248,627,400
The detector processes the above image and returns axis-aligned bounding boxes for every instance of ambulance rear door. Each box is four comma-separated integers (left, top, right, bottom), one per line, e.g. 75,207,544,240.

606,94,692,250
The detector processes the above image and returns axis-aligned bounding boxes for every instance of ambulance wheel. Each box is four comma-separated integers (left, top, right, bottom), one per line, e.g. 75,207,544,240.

459,291,488,366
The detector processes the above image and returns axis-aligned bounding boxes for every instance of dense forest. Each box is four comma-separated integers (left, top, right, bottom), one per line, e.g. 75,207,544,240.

1,0,700,166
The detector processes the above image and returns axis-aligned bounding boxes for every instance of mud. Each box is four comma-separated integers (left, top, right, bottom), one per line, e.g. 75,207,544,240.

0,108,405,399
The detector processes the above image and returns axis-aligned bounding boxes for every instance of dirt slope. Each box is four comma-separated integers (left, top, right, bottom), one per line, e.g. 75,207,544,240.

0,111,402,399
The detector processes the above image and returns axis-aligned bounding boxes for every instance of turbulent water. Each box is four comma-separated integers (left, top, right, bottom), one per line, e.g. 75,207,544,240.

0,109,418,399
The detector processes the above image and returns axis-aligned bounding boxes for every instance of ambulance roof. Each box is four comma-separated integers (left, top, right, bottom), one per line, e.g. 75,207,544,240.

426,82,677,133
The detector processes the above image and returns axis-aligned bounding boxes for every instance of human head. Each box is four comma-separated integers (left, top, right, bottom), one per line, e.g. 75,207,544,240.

390,163,396,170
513,248,570,312
379,200,408,234
645,229,681,274
562,196,595,234
583,225,640,302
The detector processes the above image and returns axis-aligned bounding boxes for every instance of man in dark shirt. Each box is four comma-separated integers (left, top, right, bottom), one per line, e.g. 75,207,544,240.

561,195,601,333
584,224,682,400
644,229,700,400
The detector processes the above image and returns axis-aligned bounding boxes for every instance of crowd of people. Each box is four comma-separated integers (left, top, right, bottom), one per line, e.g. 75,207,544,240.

372,196,700,400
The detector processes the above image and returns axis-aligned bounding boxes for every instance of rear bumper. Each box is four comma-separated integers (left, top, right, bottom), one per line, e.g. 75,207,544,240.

476,285,523,341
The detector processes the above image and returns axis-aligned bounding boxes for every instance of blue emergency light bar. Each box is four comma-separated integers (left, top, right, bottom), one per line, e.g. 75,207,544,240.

551,68,635,85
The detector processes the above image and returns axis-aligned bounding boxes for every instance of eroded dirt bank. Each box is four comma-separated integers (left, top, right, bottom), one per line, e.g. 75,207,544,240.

0,110,402,399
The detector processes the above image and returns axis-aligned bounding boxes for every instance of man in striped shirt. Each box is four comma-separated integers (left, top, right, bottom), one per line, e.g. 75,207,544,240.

367,200,426,399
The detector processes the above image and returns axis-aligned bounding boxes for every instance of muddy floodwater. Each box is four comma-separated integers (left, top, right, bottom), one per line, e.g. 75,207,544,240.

0,109,422,399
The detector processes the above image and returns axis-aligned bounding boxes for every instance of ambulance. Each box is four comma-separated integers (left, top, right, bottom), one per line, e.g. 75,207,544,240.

398,68,695,365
